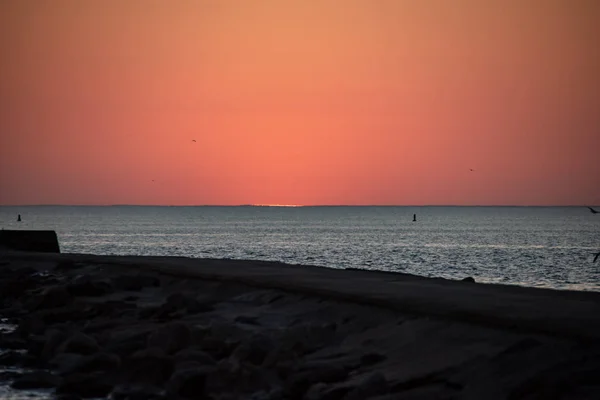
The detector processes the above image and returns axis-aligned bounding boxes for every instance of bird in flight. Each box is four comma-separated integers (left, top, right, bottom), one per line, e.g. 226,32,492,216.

587,206,598,214
192,140,196,142
594,252,600,263
469,169,475,172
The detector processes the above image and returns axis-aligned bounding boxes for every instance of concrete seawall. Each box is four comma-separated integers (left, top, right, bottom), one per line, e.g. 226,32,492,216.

0,230,60,253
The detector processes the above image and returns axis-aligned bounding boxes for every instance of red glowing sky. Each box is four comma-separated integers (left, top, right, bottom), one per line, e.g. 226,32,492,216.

1,0,599,205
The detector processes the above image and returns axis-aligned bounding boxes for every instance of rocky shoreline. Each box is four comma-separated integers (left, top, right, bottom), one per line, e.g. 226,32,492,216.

1,252,600,399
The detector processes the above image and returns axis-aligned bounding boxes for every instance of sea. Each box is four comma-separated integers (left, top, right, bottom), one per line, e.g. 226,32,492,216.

1,205,600,292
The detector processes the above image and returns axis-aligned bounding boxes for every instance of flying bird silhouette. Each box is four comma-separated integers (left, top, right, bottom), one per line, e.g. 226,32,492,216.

594,252,600,263
192,140,196,142
587,206,598,214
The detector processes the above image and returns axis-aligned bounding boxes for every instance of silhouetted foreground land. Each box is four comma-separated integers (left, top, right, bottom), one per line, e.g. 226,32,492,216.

1,251,599,399
0,230,60,253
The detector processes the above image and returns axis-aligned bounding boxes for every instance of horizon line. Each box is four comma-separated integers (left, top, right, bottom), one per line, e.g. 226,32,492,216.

1,204,598,208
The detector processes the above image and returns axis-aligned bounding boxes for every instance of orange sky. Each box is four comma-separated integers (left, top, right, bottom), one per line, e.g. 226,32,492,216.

1,0,599,206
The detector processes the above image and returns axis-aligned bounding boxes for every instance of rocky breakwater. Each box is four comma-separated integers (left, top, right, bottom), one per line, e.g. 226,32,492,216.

0,257,393,400
0,253,600,399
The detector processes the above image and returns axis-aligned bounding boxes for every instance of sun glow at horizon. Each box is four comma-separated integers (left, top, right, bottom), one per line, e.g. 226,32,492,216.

250,204,303,208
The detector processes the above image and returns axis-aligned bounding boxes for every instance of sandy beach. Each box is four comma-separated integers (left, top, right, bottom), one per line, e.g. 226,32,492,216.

1,250,599,399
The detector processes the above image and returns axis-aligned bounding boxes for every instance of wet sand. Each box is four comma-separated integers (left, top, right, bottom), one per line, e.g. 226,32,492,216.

1,251,599,399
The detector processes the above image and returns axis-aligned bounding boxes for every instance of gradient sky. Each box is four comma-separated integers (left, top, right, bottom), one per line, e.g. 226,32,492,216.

1,0,599,206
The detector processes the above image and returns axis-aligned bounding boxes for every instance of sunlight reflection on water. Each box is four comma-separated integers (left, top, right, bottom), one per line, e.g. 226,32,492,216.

1,206,599,291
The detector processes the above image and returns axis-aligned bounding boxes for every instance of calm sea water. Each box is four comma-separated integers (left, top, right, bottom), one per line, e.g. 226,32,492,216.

1,206,599,291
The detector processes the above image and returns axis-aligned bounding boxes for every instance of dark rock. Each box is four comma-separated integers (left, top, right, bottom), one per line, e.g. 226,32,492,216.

499,337,542,356
267,388,285,399
225,362,276,393
70,352,121,374
57,332,100,355
0,332,28,348
302,357,361,374
154,293,211,318
42,329,68,360
82,319,121,334
56,373,113,398
32,304,93,326
92,300,136,318
279,323,338,356
23,336,46,360
231,334,273,366
11,370,62,389
204,360,238,395
67,276,114,297
310,384,353,400
360,352,386,366
55,395,82,400
20,354,40,368
15,266,39,277
0,304,23,319
235,315,260,325
189,325,210,344
461,277,475,283
29,286,73,310
0,350,20,366
389,383,455,400
209,362,271,395
284,365,348,399
167,365,214,399
111,275,160,292
165,293,193,309
54,260,80,271
305,383,329,400
137,306,159,320
147,322,191,354
110,383,166,400
50,353,85,375
0,350,28,367
0,370,21,383
123,347,174,385
103,330,150,357
0,277,41,299
174,360,209,374
16,314,46,336
263,345,301,369
198,336,237,360
173,348,216,367
344,372,389,400
207,321,249,342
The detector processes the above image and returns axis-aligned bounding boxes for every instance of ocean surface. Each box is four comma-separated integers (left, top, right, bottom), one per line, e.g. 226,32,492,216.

1,205,599,292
